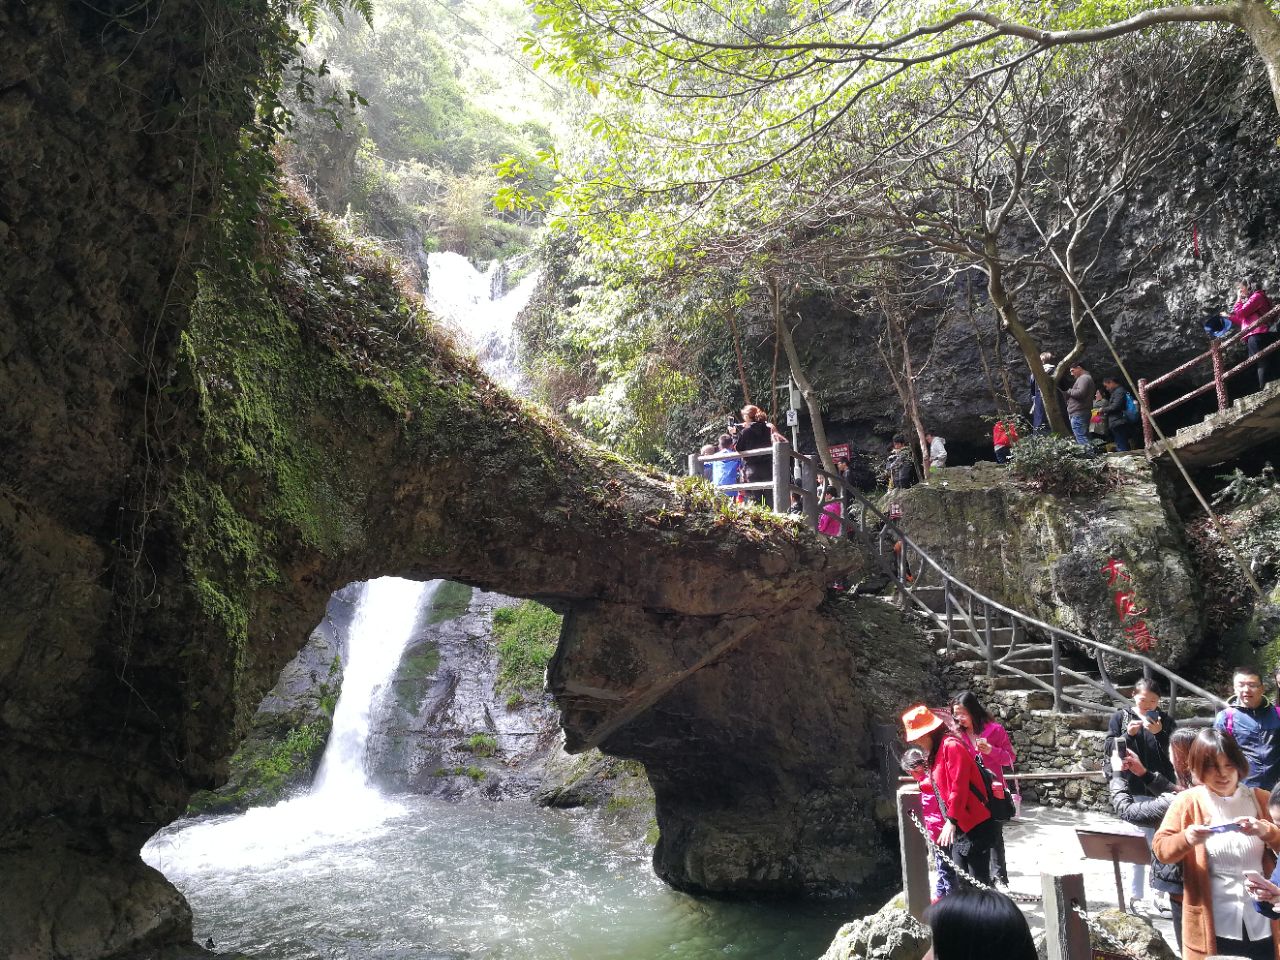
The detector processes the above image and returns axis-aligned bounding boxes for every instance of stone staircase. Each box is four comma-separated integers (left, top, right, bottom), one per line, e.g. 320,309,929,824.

906,583,1219,728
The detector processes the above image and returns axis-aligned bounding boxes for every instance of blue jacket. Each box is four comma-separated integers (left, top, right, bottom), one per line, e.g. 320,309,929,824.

1215,697,1280,790
711,456,741,488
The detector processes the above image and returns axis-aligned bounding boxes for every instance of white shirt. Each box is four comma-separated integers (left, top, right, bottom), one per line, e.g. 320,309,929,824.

928,436,947,466
1201,784,1271,942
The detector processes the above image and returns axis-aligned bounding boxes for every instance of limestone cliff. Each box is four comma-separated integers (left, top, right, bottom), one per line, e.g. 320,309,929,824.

0,5,932,949
894,460,1204,670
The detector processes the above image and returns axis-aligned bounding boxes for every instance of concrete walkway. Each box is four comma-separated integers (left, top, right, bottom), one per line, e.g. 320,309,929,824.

930,803,1177,947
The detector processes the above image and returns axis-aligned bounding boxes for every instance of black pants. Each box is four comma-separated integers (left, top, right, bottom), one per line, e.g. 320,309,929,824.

1248,332,1276,389
1216,928,1273,960
950,818,996,888
988,823,1009,885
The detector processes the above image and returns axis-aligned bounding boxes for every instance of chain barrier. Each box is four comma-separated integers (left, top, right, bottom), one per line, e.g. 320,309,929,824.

908,811,1041,904
1071,901,1145,960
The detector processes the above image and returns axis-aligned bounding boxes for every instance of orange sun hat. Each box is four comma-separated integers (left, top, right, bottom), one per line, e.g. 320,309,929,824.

901,704,945,743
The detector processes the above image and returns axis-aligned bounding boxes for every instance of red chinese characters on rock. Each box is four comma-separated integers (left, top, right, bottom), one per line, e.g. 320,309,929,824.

1100,557,1159,653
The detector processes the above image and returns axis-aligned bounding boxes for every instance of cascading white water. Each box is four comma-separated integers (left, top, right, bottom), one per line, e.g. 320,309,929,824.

425,250,539,390
312,577,435,798
143,577,436,872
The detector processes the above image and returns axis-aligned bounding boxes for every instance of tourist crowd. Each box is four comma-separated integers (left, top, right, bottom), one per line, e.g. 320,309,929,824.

700,279,1277,504
900,664,1280,960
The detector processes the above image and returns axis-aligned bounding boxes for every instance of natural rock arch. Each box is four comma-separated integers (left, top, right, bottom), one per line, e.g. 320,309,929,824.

0,6,932,956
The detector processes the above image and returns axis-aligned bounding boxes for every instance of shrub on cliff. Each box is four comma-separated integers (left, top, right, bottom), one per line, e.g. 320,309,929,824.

1008,433,1109,497
493,601,562,693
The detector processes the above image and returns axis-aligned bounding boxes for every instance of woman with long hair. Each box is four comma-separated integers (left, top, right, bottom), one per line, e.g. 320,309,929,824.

951,692,1016,890
733,404,779,504
924,888,1037,960
1153,728,1280,960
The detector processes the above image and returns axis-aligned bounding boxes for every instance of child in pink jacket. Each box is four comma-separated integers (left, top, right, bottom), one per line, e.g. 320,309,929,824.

901,746,956,899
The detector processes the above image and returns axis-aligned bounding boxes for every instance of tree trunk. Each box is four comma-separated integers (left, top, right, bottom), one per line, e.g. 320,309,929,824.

771,278,837,475
1239,0,1280,119
984,242,1070,435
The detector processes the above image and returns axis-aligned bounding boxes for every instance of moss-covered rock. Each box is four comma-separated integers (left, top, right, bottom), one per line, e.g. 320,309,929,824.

896,460,1204,669
819,896,930,960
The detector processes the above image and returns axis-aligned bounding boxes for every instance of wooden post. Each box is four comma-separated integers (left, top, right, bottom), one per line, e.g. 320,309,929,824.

688,453,699,478
1211,338,1229,411
984,602,995,678
771,439,790,513
1041,872,1090,960
1052,637,1065,713
1138,378,1154,448
1169,681,1179,721
801,456,819,531
898,785,930,923
944,582,953,650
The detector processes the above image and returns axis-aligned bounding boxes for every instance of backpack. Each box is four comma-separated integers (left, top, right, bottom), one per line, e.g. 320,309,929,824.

1123,392,1140,424
973,755,1016,821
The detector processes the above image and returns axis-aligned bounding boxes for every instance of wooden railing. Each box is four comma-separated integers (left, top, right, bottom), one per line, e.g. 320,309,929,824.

1138,306,1280,447
689,441,1228,718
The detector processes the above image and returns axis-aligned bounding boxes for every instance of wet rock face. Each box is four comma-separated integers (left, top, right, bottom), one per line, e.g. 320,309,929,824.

896,461,1204,670
185,587,356,815
553,594,935,895
365,585,562,798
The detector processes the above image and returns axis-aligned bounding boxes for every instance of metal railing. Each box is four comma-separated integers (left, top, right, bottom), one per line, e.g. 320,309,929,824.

1138,306,1280,448
689,441,1228,719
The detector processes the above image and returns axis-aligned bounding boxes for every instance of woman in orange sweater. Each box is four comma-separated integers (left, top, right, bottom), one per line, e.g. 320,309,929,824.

1153,728,1280,960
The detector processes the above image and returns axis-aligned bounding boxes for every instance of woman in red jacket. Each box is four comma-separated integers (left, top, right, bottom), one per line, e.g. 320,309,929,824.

902,704,997,888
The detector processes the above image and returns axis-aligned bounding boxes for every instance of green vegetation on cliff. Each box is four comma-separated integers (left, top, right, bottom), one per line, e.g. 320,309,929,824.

493,600,562,693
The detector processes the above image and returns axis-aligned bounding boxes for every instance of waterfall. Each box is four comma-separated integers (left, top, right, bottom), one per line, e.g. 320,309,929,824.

142,577,435,872
425,250,539,391
312,577,436,798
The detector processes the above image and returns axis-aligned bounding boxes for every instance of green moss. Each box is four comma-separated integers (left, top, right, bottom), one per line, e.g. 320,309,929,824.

185,715,331,815
427,580,474,624
394,643,441,711
466,732,497,757
504,692,525,710
644,820,660,845
492,600,563,692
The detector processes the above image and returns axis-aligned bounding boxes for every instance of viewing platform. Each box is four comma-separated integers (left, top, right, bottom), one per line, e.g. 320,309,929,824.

1147,378,1280,467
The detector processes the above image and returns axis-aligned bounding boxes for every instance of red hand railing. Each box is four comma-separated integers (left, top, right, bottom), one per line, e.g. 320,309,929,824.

1138,306,1280,447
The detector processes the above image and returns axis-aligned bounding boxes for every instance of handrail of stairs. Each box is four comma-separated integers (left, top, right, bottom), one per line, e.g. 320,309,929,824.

689,440,1228,719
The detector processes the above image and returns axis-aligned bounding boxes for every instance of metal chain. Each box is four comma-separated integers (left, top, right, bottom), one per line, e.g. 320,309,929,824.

908,811,1040,904
1071,901,1145,960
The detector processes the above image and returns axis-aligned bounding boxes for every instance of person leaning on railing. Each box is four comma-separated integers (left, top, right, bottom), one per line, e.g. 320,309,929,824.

1225,280,1277,391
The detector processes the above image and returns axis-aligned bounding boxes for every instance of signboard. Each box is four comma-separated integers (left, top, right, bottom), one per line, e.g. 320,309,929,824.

785,409,799,427
829,442,850,461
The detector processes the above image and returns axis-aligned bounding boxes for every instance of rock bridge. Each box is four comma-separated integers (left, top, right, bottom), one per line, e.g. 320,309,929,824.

0,7,933,956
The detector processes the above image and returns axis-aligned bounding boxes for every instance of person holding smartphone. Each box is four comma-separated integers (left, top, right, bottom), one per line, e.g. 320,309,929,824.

1153,728,1280,960
1106,679,1177,913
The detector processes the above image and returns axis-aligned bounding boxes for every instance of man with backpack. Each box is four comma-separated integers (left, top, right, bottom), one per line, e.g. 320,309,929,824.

1101,374,1139,452
1214,666,1280,789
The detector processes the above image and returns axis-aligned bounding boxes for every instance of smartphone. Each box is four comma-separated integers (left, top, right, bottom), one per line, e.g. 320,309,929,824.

1115,741,1129,759
1208,822,1244,834
1245,870,1268,885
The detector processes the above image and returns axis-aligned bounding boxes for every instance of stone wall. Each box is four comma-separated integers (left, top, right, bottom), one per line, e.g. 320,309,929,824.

942,657,1110,813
